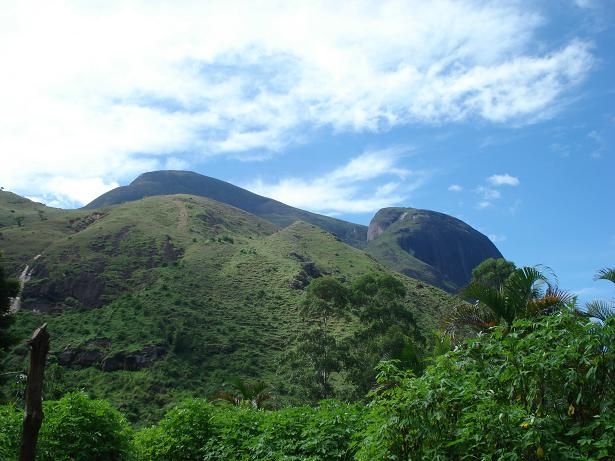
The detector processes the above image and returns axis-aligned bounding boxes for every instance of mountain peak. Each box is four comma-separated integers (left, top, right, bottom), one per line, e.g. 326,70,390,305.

367,206,503,290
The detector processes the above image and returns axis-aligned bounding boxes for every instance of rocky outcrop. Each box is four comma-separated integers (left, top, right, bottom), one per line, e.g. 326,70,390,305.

101,346,167,371
69,212,106,232
22,261,106,311
289,261,323,289
366,207,503,290
56,340,167,372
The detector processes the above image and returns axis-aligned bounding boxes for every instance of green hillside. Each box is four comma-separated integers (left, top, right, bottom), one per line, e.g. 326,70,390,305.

1,193,457,422
81,171,505,291
85,170,368,248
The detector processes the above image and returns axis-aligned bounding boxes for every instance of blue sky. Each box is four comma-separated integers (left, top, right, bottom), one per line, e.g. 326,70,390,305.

1,0,613,302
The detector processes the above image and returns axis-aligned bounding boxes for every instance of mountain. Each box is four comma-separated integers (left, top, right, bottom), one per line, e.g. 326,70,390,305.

0,191,458,421
85,170,368,248
84,171,503,291
366,207,503,291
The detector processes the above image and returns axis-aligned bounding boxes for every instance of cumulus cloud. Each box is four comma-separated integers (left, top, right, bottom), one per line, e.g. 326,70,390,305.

477,174,519,209
448,184,463,192
245,148,425,214
0,1,594,206
487,174,520,187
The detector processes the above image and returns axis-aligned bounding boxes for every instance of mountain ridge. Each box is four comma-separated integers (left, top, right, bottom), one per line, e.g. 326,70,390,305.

83,170,504,291
85,170,368,249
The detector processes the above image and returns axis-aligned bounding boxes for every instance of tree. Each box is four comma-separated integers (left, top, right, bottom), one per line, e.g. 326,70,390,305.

444,266,572,339
585,266,615,321
345,274,422,395
294,277,350,399
215,377,272,409
470,257,516,290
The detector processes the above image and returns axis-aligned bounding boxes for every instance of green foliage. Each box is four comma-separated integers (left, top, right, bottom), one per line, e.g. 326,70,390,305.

345,274,422,395
292,277,351,399
133,398,212,461
36,392,132,461
215,377,272,409
0,404,21,460
134,399,365,461
470,257,516,289
250,401,364,461
357,310,615,460
445,265,572,340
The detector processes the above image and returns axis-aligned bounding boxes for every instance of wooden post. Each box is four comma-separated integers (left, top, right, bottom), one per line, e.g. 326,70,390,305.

19,323,49,461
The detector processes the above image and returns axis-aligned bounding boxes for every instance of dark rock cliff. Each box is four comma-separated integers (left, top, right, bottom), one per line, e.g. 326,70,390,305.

367,207,503,290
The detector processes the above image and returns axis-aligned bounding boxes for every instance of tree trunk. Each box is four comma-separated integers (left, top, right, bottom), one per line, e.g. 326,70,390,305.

19,323,50,461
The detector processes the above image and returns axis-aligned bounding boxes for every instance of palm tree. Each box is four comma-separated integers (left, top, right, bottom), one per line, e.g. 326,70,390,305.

214,377,273,409
585,267,615,322
444,266,572,339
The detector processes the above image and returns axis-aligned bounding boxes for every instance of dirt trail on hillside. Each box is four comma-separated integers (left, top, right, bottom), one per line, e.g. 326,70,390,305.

174,199,188,231
9,254,41,313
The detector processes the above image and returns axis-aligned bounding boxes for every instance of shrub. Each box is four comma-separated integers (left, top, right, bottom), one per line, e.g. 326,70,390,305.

203,405,265,460
37,392,132,461
356,311,615,460
251,400,364,460
133,398,212,461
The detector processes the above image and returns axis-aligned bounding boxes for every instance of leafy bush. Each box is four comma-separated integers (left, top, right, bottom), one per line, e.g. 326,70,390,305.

203,405,266,460
37,392,132,461
356,310,615,460
0,393,131,461
251,401,364,460
133,398,212,461
134,400,364,461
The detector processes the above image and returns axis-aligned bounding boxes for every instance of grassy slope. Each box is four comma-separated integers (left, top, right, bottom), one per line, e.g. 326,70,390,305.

85,170,368,248
1,193,457,423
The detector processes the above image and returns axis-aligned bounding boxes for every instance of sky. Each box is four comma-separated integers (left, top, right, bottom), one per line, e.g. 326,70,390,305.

1,0,613,303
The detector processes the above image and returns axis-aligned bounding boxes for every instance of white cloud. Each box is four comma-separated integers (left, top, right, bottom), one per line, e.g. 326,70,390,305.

27,177,120,208
476,174,520,209
448,184,463,192
488,234,507,243
477,187,502,200
478,201,493,209
573,0,594,8
488,174,520,187
588,130,605,159
0,1,594,206
245,148,425,214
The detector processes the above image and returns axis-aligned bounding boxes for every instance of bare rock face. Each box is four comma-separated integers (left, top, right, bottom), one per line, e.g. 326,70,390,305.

367,207,503,290
101,346,167,372
56,340,167,371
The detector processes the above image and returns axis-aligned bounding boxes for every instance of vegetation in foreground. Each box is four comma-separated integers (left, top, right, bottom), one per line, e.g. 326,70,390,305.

0,308,613,460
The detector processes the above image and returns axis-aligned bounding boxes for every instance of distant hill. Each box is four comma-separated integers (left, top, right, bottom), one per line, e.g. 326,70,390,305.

84,171,504,291
85,170,367,248
1,191,457,421
366,207,503,291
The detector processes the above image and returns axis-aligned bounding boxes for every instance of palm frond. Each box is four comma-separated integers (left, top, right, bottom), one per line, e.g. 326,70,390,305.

585,300,615,322
526,286,574,316
595,267,615,284
442,302,498,340
462,283,508,322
